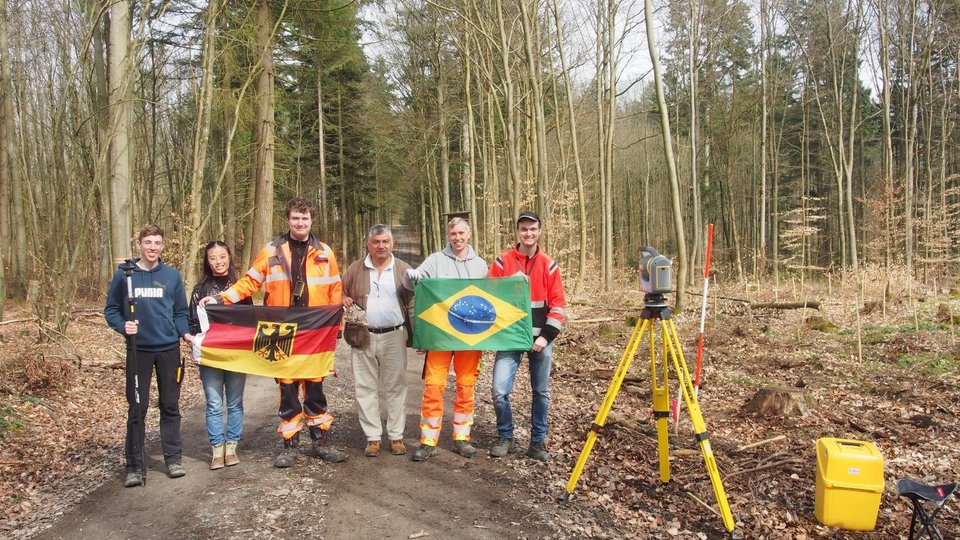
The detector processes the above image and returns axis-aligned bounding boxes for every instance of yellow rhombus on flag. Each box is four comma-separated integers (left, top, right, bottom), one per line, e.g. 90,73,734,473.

413,277,532,350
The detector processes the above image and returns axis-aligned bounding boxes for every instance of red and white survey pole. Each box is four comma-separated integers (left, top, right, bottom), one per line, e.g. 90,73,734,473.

694,223,714,396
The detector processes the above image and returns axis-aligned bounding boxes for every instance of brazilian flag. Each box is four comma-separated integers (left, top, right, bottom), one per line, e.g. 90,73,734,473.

413,277,532,351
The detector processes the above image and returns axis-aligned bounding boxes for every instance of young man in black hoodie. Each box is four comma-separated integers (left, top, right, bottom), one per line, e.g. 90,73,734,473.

104,224,192,487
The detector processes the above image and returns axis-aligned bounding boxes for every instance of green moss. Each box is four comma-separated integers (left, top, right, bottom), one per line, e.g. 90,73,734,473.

0,407,25,433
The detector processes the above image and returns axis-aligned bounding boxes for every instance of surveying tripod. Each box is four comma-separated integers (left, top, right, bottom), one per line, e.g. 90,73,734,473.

560,294,740,538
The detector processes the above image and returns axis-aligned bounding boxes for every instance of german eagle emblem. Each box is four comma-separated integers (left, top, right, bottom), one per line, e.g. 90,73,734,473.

254,321,297,362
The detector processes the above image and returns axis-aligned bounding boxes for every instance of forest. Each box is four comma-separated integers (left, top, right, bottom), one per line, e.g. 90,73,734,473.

0,0,957,333
1,1,960,537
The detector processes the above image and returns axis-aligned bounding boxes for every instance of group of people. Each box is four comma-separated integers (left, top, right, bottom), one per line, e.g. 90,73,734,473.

103,197,566,488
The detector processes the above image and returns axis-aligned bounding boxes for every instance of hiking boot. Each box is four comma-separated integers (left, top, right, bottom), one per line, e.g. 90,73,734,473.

364,441,381,457
411,443,435,462
453,440,477,459
303,427,348,463
526,441,551,462
210,444,225,470
489,437,514,458
124,472,143,488
167,463,186,478
224,442,239,467
389,440,406,455
275,434,300,469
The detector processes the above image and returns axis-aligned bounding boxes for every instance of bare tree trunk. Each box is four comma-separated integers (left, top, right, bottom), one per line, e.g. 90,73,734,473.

595,0,608,286
689,0,703,276
433,25,450,216
90,0,112,286
518,0,548,224
251,0,276,253
603,0,616,287
462,31,477,241
337,88,348,257
875,0,894,272
108,0,133,263
0,0,11,310
645,0,688,309
903,0,918,273
182,0,220,289
317,65,328,239
495,0,521,219
758,0,768,274
550,0,588,293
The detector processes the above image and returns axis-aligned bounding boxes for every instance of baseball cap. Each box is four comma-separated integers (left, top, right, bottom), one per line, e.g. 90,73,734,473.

516,211,541,226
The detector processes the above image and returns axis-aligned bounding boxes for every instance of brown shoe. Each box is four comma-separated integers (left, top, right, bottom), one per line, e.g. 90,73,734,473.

364,441,381,457
389,440,406,455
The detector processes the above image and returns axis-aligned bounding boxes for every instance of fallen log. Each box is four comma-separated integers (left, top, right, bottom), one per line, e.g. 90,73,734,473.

724,457,804,480
735,434,787,453
750,301,820,310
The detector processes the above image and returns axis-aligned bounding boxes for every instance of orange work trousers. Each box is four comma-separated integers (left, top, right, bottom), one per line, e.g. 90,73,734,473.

419,350,481,445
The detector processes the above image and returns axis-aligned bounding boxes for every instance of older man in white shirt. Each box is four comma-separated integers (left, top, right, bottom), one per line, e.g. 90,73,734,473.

341,225,415,457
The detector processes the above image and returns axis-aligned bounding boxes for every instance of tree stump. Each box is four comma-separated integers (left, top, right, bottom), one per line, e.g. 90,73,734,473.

743,387,812,417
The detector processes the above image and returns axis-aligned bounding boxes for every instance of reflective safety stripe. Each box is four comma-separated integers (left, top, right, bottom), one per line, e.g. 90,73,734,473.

224,289,242,303
531,300,547,308
452,412,473,441
246,268,265,282
532,327,542,336
419,416,441,446
305,413,334,429
549,307,565,315
307,275,340,285
265,272,291,283
278,413,303,439
546,318,563,329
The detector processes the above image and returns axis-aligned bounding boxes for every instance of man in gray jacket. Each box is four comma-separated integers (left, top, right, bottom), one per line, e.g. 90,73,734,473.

405,217,488,461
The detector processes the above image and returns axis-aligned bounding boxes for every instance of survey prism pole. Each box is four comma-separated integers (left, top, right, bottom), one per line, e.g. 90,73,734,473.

694,223,714,393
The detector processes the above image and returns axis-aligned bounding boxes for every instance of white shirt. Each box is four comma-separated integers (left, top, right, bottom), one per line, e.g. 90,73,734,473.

363,254,405,329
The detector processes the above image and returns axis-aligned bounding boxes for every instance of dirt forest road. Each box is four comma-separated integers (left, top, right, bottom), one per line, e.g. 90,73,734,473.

36,342,560,540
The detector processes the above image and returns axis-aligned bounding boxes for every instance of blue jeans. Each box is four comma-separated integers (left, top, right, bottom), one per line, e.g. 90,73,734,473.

491,343,553,443
199,365,246,446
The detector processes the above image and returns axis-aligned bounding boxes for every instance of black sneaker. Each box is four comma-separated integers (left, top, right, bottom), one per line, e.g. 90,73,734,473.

167,463,186,478
274,446,299,468
124,472,143,488
453,440,477,459
526,442,551,462
303,443,348,463
411,443,436,462
489,437,514,458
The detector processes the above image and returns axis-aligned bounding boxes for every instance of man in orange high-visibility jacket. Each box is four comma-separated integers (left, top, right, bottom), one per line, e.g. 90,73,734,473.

201,197,347,468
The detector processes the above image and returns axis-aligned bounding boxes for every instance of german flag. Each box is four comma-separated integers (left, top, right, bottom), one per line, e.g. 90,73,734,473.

412,276,532,351
197,304,342,378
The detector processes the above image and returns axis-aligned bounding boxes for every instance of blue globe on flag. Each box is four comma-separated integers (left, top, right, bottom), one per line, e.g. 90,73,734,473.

447,295,496,334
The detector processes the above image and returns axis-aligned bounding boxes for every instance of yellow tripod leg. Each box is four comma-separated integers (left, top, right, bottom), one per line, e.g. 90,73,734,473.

652,320,670,482
561,319,648,500
663,320,737,535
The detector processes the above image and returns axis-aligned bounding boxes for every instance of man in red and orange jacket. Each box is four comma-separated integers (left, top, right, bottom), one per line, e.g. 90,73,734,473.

487,211,566,462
